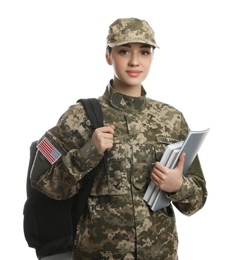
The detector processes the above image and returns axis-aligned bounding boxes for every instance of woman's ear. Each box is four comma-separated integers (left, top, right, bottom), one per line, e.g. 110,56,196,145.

105,52,112,65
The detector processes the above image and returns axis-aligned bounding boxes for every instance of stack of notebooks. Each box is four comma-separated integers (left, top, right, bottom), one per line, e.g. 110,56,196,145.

143,128,210,211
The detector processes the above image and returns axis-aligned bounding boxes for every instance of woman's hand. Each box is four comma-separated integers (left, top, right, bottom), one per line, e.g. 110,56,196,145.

92,125,115,154
150,152,186,193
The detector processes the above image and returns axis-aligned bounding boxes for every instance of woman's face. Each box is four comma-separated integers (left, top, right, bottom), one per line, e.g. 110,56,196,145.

106,43,153,95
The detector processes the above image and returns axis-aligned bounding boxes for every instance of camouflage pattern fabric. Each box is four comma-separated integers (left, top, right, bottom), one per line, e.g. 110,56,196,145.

32,81,207,260
107,17,159,48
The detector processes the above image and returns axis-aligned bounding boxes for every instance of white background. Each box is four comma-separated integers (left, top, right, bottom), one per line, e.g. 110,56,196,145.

1,0,226,259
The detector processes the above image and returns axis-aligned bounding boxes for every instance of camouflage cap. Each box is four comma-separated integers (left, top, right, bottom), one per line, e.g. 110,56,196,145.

107,18,159,48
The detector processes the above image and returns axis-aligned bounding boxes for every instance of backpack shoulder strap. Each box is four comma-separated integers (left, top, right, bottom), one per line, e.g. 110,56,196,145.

26,141,38,197
77,98,109,184
77,98,103,128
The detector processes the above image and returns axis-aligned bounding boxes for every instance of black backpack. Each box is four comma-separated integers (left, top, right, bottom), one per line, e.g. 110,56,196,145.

23,98,106,259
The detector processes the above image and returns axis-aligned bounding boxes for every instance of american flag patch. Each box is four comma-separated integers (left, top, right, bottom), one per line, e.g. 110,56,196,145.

37,137,61,164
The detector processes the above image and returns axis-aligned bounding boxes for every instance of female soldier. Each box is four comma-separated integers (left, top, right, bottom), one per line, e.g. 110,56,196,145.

32,17,207,260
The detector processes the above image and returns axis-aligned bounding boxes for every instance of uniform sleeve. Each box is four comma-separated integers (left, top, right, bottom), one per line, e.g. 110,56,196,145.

30,103,103,200
167,114,208,216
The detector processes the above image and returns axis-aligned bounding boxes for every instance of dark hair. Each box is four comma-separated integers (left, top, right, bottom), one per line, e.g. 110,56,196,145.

106,45,112,53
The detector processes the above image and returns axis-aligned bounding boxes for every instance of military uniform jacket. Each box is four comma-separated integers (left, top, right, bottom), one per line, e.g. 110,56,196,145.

32,81,207,260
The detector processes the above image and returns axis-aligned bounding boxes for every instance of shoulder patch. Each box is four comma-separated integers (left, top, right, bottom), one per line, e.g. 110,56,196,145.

37,137,61,164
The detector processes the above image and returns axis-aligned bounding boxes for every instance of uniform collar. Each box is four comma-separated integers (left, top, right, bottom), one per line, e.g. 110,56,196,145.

103,80,147,113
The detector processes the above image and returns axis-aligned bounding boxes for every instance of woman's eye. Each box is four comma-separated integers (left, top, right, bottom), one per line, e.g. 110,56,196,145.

142,50,150,55
119,49,129,55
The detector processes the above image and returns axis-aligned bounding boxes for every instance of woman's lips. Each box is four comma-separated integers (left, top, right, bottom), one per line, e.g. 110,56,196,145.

126,70,141,77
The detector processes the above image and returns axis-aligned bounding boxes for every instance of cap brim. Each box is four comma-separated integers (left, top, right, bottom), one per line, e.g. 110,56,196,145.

108,39,159,48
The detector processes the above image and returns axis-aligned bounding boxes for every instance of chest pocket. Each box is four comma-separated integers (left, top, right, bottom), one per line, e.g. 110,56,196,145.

131,136,180,191
153,136,179,162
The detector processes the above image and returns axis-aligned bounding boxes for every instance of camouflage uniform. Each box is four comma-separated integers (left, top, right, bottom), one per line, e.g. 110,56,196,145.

32,81,207,260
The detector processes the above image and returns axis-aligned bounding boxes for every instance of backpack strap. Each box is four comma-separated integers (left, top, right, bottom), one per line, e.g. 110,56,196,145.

71,98,108,230
77,98,109,185
26,141,38,197
77,98,104,128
